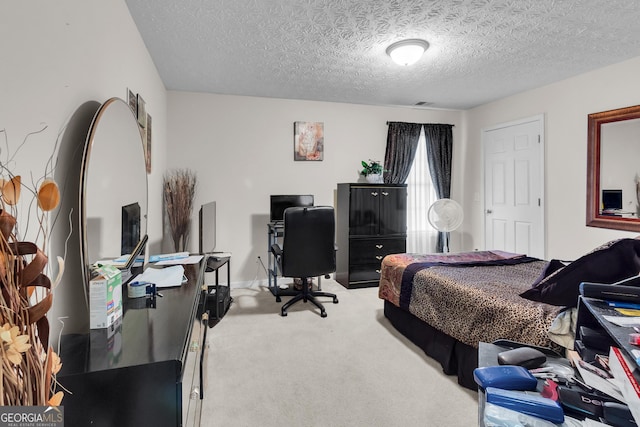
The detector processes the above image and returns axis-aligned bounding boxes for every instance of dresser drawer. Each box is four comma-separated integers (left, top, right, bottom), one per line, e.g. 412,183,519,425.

348,264,383,283
349,238,406,265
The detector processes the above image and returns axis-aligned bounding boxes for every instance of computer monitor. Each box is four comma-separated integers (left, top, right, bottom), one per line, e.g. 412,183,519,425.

270,195,314,222
121,202,141,255
602,189,623,210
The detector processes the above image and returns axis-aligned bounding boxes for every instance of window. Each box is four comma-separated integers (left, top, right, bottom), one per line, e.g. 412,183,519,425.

406,126,438,253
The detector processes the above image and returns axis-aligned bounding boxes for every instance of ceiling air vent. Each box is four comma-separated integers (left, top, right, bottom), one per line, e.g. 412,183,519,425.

414,101,433,106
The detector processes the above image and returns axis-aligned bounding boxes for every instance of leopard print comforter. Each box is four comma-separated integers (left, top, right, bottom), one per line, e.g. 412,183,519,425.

379,252,564,349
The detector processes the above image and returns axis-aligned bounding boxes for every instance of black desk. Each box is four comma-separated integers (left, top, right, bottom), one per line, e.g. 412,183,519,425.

267,222,296,301
58,261,207,427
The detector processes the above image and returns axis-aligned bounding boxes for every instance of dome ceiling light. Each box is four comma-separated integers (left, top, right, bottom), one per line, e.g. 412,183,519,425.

386,39,430,66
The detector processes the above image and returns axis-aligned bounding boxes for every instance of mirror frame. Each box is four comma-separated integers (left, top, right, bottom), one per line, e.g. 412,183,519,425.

79,97,148,289
586,104,640,232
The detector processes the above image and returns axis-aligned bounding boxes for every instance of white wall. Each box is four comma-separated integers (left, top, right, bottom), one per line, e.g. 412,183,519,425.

167,92,463,282
1,1,167,337
463,56,640,260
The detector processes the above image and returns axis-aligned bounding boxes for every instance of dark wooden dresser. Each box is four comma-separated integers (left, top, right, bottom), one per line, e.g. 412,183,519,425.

336,183,407,288
57,261,208,427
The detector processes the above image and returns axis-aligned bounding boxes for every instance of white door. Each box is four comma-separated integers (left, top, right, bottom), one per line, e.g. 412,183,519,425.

483,116,545,258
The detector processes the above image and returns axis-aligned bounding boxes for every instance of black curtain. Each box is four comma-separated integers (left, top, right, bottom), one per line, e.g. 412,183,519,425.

383,122,423,184
424,124,454,252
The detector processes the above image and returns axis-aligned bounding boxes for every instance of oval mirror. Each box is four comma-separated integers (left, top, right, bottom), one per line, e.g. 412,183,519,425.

587,104,640,232
80,97,148,286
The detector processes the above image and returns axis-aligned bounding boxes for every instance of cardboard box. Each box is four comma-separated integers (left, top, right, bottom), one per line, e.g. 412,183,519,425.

89,264,123,329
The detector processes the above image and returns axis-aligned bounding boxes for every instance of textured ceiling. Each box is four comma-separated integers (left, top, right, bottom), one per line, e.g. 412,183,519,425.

125,0,640,110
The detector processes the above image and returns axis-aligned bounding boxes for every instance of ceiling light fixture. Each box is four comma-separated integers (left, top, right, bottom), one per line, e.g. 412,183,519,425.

386,39,429,66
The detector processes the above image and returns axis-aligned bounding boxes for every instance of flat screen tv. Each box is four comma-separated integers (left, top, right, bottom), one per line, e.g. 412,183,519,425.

199,201,217,253
270,195,314,222
602,189,623,210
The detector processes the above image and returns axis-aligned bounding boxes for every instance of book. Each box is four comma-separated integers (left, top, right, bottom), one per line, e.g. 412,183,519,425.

608,346,640,424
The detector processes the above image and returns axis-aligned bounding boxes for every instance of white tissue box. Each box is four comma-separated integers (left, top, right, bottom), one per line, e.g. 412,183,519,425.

89,264,123,329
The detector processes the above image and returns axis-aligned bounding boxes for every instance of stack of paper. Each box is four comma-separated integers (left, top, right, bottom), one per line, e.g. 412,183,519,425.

131,265,186,288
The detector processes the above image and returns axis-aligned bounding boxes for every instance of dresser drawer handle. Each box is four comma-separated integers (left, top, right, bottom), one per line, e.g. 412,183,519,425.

371,192,378,196
375,269,381,274
375,256,383,260
382,191,389,196
375,244,383,249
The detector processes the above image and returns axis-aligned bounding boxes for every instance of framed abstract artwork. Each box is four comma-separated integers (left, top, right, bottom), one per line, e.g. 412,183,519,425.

127,88,137,113
294,121,323,161
137,94,147,128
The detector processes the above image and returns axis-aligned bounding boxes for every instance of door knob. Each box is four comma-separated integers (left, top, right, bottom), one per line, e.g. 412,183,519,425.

486,209,493,214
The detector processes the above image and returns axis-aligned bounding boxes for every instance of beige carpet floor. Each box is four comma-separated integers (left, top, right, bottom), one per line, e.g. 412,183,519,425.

201,279,478,427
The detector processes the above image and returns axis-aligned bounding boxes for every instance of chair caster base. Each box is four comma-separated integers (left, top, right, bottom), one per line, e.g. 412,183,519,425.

281,310,287,317
321,311,327,318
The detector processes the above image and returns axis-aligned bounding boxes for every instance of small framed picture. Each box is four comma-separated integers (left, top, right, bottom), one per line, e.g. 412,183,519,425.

294,121,324,161
145,114,152,174
128,88,137,113
137,94,147,128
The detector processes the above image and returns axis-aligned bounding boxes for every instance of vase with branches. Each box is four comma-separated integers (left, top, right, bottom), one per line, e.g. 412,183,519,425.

163,169,197,252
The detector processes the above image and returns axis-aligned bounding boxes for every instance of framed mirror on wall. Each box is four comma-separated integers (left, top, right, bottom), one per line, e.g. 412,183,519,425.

586,104,640,232
80,97,148,290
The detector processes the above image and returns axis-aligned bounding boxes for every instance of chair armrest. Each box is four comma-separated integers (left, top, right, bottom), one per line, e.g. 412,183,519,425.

271,243,283,257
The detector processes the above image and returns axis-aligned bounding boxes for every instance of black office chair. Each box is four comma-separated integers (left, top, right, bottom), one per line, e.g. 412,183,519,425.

270,206,339,317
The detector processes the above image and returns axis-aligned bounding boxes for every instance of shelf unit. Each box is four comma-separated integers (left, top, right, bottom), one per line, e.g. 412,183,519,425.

576,296,640,365
575,296,640,425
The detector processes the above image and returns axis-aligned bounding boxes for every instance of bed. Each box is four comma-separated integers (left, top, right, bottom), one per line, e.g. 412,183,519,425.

378,238,640,390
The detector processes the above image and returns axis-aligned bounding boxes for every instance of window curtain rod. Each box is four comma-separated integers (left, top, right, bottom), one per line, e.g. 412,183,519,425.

386,122,454,127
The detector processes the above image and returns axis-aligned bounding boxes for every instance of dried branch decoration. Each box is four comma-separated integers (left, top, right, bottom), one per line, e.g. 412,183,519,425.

163,169,197,252
0,127,64,406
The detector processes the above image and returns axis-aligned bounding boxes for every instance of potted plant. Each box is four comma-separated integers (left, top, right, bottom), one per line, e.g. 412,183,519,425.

360,160,384,183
